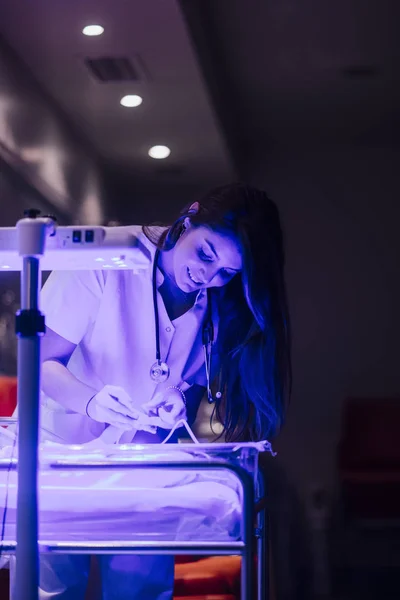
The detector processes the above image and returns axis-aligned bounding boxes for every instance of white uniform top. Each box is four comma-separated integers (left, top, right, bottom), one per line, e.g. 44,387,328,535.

39,226,214,444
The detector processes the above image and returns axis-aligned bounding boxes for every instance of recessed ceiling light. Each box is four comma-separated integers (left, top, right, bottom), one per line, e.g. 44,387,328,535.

82,25,104,37
120,95,143,108
148,145,171,160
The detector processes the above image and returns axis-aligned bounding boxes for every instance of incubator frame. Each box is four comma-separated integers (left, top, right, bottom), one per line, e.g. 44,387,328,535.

0,452,269,599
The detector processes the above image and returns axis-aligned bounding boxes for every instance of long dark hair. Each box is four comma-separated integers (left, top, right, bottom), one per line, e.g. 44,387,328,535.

145,182,291,441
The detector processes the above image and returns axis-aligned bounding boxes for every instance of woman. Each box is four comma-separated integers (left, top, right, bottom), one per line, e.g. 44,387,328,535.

27,182,291,599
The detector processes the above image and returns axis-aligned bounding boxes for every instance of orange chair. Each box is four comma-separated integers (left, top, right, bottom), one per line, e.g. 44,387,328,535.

174,556,241,600
338,397,400,519
0,376,17,599
0,376,17,419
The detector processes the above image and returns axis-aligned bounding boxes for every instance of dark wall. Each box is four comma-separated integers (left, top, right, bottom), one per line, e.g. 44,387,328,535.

0,159,67,375
249,146,400,498
0,159,70,225
102,164,213,225
0,28,113,375
0,34,105,224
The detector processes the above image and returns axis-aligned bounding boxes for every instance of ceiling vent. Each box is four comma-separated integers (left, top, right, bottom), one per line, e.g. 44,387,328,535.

84,56,141,82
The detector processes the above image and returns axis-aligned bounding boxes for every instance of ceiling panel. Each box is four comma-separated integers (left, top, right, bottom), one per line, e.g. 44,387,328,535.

0,0,234,187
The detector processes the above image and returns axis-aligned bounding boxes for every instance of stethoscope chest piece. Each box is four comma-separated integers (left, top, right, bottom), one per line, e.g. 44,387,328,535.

150,360,170,383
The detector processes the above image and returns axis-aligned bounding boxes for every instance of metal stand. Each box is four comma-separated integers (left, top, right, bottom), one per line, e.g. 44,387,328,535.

1,457,257,600
14,214,54,600
256,470,269,599
47,460,256,600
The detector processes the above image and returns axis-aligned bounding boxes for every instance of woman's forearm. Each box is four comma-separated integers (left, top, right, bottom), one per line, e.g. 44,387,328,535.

41,360,98,415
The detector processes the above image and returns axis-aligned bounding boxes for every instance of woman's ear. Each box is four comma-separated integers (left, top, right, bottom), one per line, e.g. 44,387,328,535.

188,202,200,214
184,202,199,230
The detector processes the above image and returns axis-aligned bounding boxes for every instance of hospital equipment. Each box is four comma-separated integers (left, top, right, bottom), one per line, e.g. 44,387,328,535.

0,435,270,600
0,211,271,600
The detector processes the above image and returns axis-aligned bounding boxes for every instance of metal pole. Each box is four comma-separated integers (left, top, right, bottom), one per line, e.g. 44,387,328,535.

241,468,255,600
50,458,256,600
257,470,268,600
14,257,40,600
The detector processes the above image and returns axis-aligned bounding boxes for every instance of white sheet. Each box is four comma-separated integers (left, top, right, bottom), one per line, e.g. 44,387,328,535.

0,447,243,543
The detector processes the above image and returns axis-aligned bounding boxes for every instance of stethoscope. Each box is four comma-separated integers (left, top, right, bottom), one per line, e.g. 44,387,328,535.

149,249,221,403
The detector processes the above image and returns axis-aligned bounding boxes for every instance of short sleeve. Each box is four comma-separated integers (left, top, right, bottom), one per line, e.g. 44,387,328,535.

41,270,104,344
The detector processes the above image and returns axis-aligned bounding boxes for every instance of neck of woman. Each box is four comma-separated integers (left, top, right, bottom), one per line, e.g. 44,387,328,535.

157,248,174,282
158,249,194,300
157,249,197,320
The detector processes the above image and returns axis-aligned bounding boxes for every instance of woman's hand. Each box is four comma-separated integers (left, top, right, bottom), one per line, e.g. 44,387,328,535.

141,387,187,429
86,385,159,433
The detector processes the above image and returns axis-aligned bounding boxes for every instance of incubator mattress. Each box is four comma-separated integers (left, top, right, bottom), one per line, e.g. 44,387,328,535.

0,441,271,544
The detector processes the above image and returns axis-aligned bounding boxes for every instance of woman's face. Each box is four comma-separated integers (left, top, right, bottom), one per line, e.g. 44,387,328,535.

170,221,243,293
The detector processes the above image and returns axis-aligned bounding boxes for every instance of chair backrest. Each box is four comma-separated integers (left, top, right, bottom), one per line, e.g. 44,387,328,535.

338,397,400,470
0,376,17,417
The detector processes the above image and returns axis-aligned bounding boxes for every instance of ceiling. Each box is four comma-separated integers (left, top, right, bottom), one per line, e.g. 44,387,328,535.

0,0,235,192
182,0,400,172
0,0,398,205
